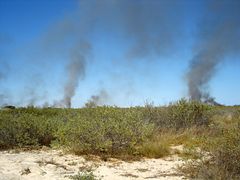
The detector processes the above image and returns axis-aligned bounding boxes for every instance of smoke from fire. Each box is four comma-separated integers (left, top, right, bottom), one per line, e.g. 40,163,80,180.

1,0,239,107
186,0,240,103
42,0,184,107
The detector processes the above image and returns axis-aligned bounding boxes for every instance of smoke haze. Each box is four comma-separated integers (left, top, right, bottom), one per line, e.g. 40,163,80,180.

62,42,90,108
39,0,185,107
0,61,9,105
85,89,110,107
1,0,239,107
187,0,240,102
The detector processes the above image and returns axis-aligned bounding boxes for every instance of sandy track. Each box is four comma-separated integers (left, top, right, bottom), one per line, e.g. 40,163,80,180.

0,149,185,180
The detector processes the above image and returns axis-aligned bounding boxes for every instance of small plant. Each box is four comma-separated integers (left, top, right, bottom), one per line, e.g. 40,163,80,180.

20,168,31,175
69,171,98,180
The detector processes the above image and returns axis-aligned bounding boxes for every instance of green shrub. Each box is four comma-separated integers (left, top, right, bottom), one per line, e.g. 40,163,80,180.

0,103,212,158
144,99,211,130
56,107,154,155
168,99,211,129
0,108,61,149
181,112,240,179
69,171,97,180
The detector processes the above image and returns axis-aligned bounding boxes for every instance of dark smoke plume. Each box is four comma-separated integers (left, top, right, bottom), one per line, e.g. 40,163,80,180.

40,0,185,108
41,15,92,108
62,42,90,108
85,89,110,108
91,0,184,59
187,0,240,102
0,61,9,106
0,33,11,81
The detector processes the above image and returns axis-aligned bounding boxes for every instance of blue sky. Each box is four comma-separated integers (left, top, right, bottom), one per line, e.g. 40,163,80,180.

0,0,239,107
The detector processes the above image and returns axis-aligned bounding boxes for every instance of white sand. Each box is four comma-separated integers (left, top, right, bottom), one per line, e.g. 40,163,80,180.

0,148,185,180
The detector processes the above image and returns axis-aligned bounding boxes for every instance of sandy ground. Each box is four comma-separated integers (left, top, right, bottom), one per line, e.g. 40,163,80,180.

0,147,185,180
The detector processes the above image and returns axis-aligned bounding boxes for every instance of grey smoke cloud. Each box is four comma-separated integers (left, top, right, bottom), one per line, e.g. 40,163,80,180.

62,42,91,108
87,0,184,58
85,89,110,108
0,33,15,106
40,14,91,108
0,65,5,105
187,0,240,102
39,0,185,108
0,61,9,106
15,75,47,107
4,0,239,107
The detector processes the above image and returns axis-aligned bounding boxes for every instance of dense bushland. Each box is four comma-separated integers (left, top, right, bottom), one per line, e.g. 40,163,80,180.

0,100,211,153
2,100,240,179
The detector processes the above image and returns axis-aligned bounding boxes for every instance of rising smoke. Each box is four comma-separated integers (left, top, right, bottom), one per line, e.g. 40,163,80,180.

62,42,90,108
3,0,238,107
85,89,110,108
40,11,92,108
0,61,9,106
40,0,185,108
187,0,240,102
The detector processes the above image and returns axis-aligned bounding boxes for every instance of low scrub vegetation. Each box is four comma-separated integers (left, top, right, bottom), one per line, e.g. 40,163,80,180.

56,107,154,155
0,99,211,154
0,108,61,149
1,99,239,179
143,99,211,130
138,133,171,158
180,109,240,179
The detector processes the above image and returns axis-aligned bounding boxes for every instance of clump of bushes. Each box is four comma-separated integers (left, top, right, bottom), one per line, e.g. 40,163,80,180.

0,100,212,159
181,111,240,179
167,99,211,129
56,107,154,155
0,108,61,149
144,99,212,130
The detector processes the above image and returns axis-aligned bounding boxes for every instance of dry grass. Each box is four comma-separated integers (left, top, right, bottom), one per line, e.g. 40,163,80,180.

138,128,203,158
179,110,240,179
